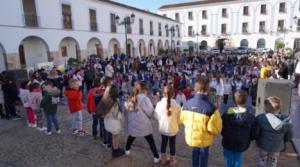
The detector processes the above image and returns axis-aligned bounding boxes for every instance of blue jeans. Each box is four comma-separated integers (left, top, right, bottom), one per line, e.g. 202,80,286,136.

192,147,209,167
92,114,101,137
100,117,112,145
45,113,60,132
223,149,242,167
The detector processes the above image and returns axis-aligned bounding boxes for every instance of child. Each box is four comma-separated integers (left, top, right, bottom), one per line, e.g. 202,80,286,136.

175,89,186,107
40,81,61,135
151,89,160,108
256,96,293,167
180,77,222,167
29,83,45,131
19,80,36,127
87,78,104,139
221,90,256,167
103,85,124,157
155,84,181,166
64,79,86,136
223,78,232,105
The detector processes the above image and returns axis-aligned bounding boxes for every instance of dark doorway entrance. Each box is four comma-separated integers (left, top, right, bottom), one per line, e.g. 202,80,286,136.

18,45,26,69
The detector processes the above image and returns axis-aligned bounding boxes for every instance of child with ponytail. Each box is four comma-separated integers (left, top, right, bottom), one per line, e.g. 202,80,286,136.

155,84,181,166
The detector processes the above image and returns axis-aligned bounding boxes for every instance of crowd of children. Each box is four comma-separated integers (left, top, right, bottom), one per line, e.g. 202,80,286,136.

0,51,296,167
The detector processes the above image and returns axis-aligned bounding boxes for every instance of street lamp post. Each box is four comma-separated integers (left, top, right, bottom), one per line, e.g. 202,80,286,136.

165,25,179,53
193,31,200,56
115,13,135,57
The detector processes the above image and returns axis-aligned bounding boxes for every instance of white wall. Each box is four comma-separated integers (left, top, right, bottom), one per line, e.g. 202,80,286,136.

21,37,49,69
158,0,300,50
0,0,181,70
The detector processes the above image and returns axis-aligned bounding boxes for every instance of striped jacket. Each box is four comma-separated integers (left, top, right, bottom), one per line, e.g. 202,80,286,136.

180,94,222,148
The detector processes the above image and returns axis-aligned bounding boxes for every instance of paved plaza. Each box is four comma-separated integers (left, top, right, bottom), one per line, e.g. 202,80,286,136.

0,100,299,167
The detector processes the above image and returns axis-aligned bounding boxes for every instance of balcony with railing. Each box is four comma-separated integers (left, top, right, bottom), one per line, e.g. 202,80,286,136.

111,24,117,33
23,14,39,27
242,28,249,34
259,28,266,33
150,30,154,36
159,31,162,36
62,14,73,29
140,28,144,35
127,26,132,34
90,22,98,31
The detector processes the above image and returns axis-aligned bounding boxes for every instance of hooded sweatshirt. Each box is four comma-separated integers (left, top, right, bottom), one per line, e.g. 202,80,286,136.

255,113,293,152
221,107,256,152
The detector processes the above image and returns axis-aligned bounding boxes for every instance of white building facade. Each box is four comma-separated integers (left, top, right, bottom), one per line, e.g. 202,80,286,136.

158,0,300,52
0,0,180,71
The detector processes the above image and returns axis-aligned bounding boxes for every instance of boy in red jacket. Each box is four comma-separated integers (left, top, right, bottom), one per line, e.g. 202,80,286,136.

87,78,105,139
64,79,85,136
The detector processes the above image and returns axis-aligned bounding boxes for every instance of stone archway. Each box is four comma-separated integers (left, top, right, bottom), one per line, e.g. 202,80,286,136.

274,38,284,50
59,37,81,66
187,41,194,53
138,39,146,57
216,38,233,53
171,40,175,52
87,37,103,58
200,40,208,50
176,40,181,52
126,39,134,57
108,38,120,58
19,36,50,69
165,40,170,51
240,39,249,48
148,39,155,56
0,43,7,72
157,40,163,50
257,38,266,48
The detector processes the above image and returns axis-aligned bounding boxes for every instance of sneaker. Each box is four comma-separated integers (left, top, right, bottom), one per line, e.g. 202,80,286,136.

72,129,79,135
106,144,112,149
125,150,130,155
46,132,52,135
12,115,21,121
154,157,161,163
32,124,37,128
40,127,47,131
56,130,61,134
77,130,87,137
102,143,108,148
112,149,125,158
28,124,32,128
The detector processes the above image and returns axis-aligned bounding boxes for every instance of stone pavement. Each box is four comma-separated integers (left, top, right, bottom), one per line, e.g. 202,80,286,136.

292,90,300,159
0,104,299,167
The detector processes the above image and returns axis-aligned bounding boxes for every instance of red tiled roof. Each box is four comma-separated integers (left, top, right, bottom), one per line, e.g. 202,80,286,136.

159,0,240,10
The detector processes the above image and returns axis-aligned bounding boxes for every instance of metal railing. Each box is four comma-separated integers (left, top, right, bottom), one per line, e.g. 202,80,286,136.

139,28,144,35
111,25,117,33
90,22,98,31
23,14,39,27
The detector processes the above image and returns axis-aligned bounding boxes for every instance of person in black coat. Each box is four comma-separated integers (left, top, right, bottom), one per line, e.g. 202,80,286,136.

221,90,256,167
2,75,20,120
249,77,258,106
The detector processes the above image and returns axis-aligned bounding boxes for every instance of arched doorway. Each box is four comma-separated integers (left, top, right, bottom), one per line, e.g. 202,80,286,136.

294,38,300,51
0,43,7,72
59,37,80,65
157,40,163,50
200,40,208,50
87,37,103,58
126,39,134,57
19,36,50,69
216,38,233,53
187,41,194,53
108,38,120,58
176,40,181,52
171,40,175,52
240,39,249,48
165,40,170,51
274,38,285,50
257,38,266,48
148,39,155,56
138,39,146,57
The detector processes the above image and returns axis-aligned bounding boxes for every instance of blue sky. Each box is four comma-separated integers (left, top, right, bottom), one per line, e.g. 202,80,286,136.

114,0,192,12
